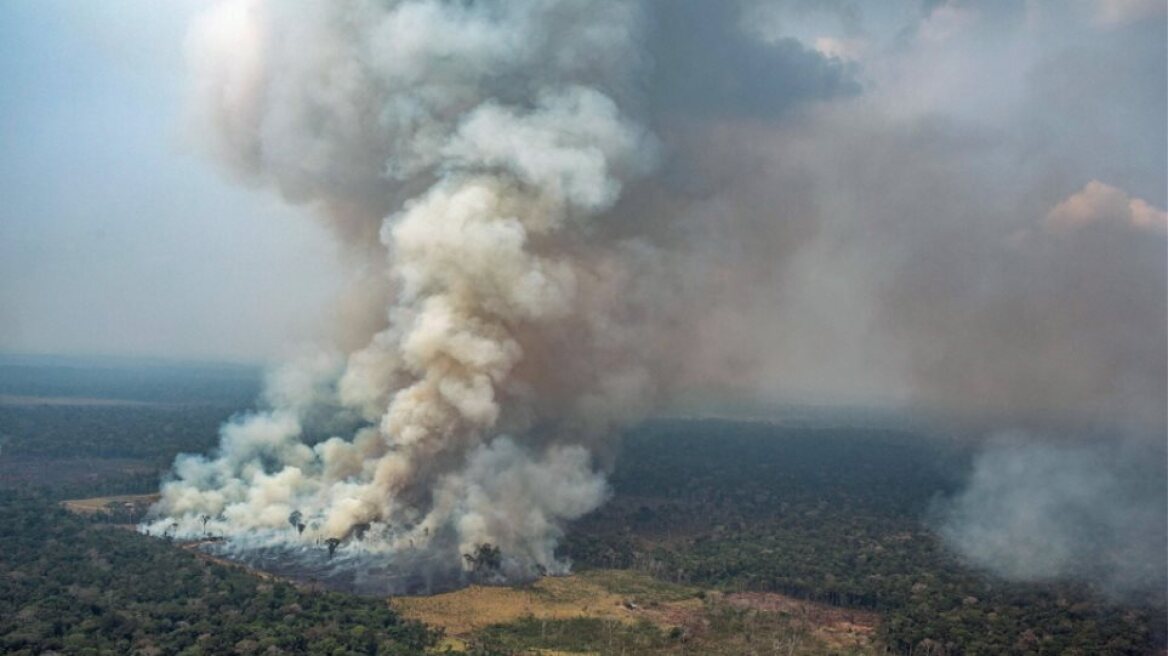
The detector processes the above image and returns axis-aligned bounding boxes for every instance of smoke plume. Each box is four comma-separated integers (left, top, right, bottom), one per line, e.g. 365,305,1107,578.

933,435,1167,601
146,0,1166,594
148,0,662,584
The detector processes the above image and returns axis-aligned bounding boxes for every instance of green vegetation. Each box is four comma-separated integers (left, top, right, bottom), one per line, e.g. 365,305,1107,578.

0,493,439,655
0,360,256,498
0,358,260,405
2,362,1163,655
560,419,1167,655
0,404,234,462
0,403,240,499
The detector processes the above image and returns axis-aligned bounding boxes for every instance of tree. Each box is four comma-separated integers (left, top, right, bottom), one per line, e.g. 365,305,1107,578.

288,510,302,533
325,538,341,558
463,543,502,574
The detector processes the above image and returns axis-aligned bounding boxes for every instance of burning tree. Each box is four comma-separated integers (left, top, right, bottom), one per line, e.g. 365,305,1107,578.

325,538,342,558
463,543,502,574
286,510,307,535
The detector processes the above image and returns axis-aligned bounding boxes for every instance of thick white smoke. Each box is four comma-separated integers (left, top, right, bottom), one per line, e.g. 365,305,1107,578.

147,0,662,583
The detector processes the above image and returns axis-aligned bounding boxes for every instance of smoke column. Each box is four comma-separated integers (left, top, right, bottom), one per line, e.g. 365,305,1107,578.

144,0,1166,596
146,0,670,586
142,0,859,590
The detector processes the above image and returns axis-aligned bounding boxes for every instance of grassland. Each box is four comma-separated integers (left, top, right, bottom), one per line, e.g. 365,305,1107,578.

394,570,696,636
60,492,160,515
393,569,878,654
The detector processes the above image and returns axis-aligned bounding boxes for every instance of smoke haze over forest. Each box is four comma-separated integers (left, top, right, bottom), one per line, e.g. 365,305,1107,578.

2,0,1164,596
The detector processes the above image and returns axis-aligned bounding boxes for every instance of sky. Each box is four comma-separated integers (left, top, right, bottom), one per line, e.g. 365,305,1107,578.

0,0,1164,419
0,0,343,363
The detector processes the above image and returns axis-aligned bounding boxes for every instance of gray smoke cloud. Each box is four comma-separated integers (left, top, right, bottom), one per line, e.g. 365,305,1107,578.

145,0,855,586
145,0,1166,593
933,435,1167,601
149,0,661,582
672,2,1167,594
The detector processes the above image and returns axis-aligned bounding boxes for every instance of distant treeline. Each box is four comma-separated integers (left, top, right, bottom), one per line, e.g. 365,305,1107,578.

0,404,237,463
0,356,261,405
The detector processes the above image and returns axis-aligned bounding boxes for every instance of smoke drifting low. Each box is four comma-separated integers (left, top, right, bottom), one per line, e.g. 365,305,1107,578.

933,435,1167,601
146,0,1166,594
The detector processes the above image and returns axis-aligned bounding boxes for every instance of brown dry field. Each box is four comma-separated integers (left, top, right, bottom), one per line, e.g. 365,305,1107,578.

393,570,697,637
724,591,879,651
394,569,878,653
61,493,160,515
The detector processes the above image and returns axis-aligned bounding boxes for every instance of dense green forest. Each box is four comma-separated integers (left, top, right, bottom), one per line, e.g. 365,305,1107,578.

0,356,260,405
0,402,243,498
0,358,259,495
1,363,1164,655
0,493,439,655
0,404,234,462
561,420,1167,655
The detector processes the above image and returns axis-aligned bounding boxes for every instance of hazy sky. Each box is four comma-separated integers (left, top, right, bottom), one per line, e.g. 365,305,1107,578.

0,1,343,363
1,0,1164,419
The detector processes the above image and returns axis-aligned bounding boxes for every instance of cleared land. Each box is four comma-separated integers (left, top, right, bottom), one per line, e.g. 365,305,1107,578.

393,569,878,654
60,493,160,515
393,570,695,636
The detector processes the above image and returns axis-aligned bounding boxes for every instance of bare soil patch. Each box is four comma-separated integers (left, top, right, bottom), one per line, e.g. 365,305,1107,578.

61,493,160,515
724,590,879,650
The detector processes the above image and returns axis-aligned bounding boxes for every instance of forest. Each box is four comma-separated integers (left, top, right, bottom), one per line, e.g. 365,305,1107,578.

0,364,1164,655
561,420,1167,654
0,492,440,655
0,357,260,405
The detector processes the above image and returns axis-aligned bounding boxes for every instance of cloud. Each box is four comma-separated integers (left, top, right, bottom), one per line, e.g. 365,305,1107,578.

1096,0,1167,26
1046,180,1168,235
